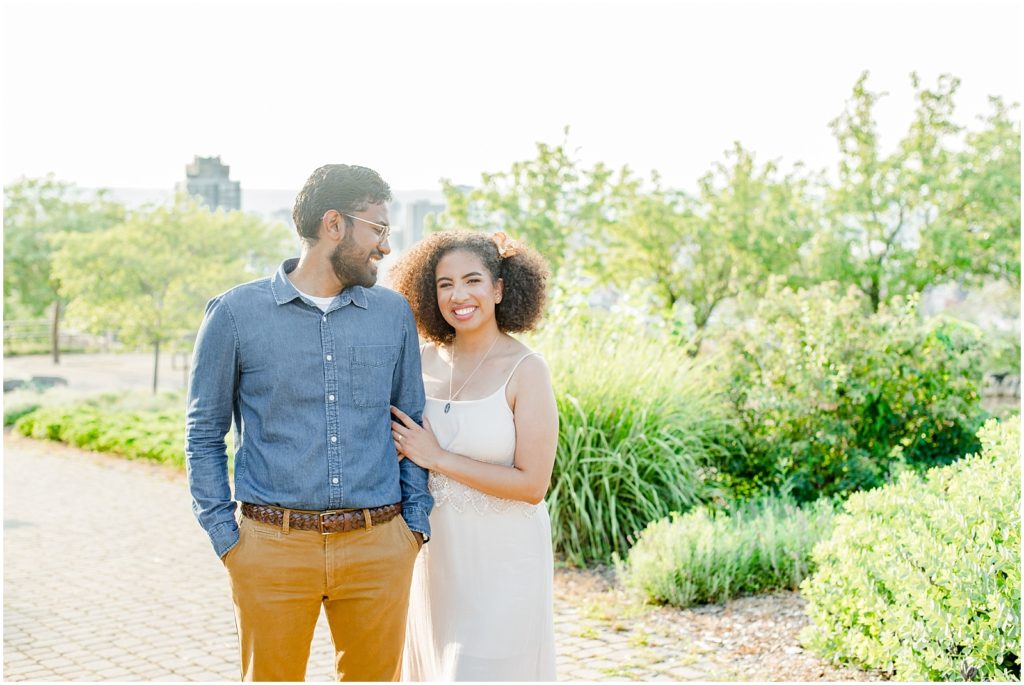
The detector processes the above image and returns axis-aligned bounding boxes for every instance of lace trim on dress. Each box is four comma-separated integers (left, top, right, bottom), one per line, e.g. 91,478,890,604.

429,471,539,517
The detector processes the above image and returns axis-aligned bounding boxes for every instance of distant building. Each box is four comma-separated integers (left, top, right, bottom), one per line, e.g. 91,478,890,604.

391,197,446,252
181,156,241,211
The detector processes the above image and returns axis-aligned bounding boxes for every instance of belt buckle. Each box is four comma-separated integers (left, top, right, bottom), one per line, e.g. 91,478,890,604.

318,511,333,535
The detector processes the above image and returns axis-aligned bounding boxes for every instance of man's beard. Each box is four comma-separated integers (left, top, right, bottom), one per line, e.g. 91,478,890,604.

330,232,379,289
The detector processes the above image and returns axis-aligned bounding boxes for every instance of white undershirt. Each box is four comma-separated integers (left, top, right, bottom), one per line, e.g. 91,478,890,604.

295,288,335,312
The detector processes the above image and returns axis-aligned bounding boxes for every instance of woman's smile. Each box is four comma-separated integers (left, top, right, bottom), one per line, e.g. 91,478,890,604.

452,305,478,321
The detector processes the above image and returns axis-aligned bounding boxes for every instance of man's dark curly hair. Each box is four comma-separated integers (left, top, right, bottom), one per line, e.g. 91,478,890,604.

292,165,392,244
389,230,550,344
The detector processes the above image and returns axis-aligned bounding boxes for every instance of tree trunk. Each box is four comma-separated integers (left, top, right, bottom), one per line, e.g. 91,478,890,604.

869,277,881,312
50,300,61,365
152,339,160,395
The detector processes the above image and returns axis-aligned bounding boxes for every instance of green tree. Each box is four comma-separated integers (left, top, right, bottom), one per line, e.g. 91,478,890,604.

603,144,818,352
4,176,125,362
945,96,1021,287
431,128,633,275
52,195,289,392
808,72,1020,311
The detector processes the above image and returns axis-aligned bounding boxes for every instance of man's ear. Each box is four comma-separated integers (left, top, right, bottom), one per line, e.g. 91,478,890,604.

321,209,344,243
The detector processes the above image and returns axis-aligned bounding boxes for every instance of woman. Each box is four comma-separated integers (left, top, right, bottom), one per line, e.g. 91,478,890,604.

388,230,558,682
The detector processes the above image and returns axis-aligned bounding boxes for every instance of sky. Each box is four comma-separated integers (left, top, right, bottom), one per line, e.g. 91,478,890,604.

2,0,1021,194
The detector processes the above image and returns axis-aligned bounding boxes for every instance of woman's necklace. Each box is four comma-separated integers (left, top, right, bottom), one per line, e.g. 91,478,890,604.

445,335,501,414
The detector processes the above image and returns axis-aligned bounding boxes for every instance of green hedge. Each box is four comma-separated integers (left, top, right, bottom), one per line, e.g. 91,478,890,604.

15,404,187,467
10,392,216,467
800,419,1020,681
720,283,989,502
4,402,41,427
617,496,837,608
533,319,744,566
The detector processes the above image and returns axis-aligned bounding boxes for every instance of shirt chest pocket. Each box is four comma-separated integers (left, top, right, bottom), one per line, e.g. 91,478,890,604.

349,344,400,408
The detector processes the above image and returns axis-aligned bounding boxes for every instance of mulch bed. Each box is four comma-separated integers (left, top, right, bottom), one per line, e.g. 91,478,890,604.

555,566,884,681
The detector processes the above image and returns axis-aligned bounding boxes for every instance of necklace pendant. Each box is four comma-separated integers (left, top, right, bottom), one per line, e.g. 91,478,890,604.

444,402,451,414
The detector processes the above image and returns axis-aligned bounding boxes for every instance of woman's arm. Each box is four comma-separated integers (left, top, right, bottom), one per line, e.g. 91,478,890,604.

391,355,559,505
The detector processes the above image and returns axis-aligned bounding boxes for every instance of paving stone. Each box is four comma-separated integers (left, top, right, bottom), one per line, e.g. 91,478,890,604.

3,652,33,665
3,433,672,684
583,658,620,670
2,665,36,678
663,664,712,680
15,668,61,680
566,667,606,680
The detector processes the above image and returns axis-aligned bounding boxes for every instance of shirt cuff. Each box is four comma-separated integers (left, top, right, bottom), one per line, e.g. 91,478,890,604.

209,519,240,558
402,506,431,541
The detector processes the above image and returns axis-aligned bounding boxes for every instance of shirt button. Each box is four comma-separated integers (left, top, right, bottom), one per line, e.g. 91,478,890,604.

330,436,337,443
326,354,332,361
322,315,327,322
332,477,339,484
328,394,335,402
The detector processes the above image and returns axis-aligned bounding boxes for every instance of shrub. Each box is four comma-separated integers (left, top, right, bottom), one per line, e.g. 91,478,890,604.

617,496,837,608
800,419,1021,681
9,391,234,468
14,403,188,467
719,282,989,501
3,386,83,426
4,402,40,427
531,318,744,566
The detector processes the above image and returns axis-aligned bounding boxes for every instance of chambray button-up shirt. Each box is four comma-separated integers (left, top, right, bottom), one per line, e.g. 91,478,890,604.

185,258,432,558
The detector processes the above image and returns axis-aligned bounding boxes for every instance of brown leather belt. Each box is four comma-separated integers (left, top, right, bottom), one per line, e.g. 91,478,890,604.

241,502,402,534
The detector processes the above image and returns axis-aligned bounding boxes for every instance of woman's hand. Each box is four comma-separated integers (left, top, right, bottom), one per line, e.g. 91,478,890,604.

391,405,445,470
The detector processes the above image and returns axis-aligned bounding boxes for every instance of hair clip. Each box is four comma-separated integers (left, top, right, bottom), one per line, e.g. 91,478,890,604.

492,231,521,259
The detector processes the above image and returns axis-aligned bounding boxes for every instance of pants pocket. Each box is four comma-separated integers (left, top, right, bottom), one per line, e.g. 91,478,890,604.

221,521,247,569
395,516,419,552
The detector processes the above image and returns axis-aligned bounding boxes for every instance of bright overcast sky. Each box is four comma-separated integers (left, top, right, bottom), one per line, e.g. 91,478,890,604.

2,0,1020,193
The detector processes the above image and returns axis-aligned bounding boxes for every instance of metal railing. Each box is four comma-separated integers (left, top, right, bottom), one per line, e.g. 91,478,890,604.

3,320,119,355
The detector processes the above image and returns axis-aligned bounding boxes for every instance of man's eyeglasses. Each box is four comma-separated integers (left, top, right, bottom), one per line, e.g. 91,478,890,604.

342,212,391,245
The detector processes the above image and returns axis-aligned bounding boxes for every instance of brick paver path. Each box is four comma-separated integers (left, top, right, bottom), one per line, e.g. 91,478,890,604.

4,432,697,682
3,433,339,681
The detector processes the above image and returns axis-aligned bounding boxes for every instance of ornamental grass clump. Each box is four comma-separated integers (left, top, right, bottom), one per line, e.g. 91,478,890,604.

617,496,837,607
531,319,743,566
800,418,1020,681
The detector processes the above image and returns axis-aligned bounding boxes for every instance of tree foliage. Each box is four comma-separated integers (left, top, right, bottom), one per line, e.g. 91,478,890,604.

4,175,126,360
51,195,288,391
436,73,1018,338
602,144,818,347
808,72,1020,310
431,128,634,275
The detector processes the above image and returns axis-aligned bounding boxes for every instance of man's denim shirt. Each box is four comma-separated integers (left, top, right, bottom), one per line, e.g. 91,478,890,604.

185,258,432,558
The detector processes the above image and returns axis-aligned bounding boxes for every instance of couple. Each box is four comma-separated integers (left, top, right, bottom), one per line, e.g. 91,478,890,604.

185,163,558,682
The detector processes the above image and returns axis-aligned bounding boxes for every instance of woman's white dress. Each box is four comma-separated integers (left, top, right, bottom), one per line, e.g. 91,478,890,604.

403,353,557,682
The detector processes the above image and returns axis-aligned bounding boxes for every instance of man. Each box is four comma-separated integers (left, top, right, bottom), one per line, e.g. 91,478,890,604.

185,164,431,681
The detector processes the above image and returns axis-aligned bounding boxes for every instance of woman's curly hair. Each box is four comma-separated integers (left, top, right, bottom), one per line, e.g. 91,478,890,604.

388,230,550,344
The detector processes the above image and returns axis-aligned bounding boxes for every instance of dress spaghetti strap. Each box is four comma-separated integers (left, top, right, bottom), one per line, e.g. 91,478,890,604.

502,352,542,388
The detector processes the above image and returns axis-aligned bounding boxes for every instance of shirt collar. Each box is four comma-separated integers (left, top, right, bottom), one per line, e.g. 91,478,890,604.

270,258,369,310
337,285,369,309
